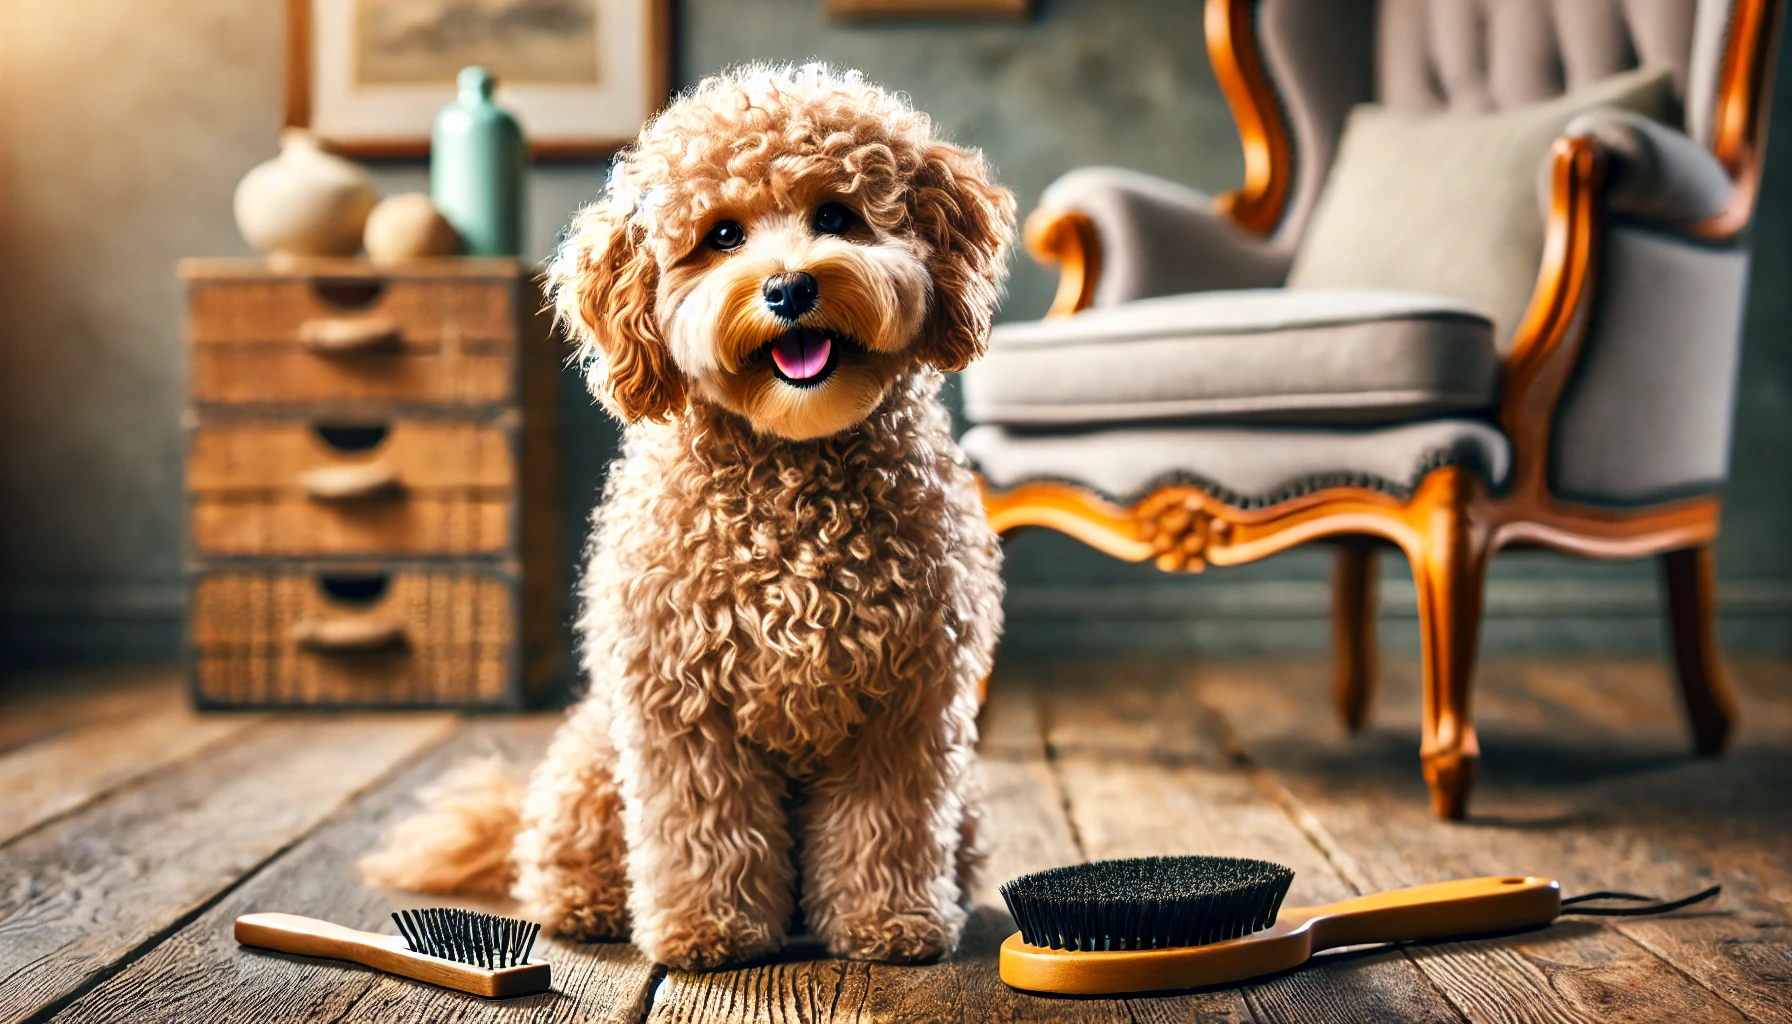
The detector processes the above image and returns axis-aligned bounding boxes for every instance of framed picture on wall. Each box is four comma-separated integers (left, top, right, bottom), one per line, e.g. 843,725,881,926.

826,0,1029,17
286,0,671,159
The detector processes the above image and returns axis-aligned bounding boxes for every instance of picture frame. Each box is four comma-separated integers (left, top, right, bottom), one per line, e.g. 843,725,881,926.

825,0,1030,18
285,0,671,160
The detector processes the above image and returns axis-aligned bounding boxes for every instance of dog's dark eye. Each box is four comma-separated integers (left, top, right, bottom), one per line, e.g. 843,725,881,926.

813,202,852,236
707,220,745,251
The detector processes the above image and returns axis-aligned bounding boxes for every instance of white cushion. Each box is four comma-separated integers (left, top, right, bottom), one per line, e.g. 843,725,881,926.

963,289,1498,428
963,420,1510,508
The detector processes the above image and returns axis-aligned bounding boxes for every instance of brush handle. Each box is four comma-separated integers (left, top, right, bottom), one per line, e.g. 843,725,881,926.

1300,876,1562,951
234,912,550,998
1000,876,1562,995
236,912,401,963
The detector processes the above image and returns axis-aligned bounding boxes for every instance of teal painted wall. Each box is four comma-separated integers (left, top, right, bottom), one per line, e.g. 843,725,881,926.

2,0,1788,667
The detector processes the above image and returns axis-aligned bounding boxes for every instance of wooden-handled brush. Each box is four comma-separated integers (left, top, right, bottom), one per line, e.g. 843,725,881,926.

999,856,1718,995
235,909,549,998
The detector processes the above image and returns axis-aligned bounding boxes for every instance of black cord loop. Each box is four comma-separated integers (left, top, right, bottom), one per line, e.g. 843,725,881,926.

1559,885,1722,917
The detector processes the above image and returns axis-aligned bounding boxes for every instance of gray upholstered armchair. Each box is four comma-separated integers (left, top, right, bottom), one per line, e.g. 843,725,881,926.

962,0,1783,818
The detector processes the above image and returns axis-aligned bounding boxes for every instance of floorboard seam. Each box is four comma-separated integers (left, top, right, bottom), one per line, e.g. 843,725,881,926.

1191,691,1373,896
1033,684,1090,861
1611,925,1778,1024
1193,689,1476,1024
0,681,178,758
822,957,846,1022
1196,682,1781,1024
0,725,81,760
637,964,669,1023
312,982,383,1024
0,714,266,853
1238,985,1272,1024
15,719,463,1024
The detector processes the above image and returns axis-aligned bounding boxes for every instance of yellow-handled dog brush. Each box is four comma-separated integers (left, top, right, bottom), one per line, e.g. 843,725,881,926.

235,908,549,998
999,856,1718,995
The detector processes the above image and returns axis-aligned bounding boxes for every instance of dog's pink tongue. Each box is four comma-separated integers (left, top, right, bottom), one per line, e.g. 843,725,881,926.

771,329,832,380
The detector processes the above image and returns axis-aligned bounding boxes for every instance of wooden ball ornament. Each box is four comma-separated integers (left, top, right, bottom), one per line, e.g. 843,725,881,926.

364,193,462,265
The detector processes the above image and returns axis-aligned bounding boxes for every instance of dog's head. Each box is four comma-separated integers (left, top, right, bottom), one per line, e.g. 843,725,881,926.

549,64,1016,440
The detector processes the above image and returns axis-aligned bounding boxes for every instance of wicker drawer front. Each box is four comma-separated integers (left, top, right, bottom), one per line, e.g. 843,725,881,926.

191,567,516,707
180,259,563,708
190,341,517,407
188,417,516,557
185,269,518,407
187,275,515,346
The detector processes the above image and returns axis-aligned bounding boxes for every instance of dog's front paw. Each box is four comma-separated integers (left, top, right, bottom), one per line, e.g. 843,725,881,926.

527,892,629,943
821,907,963,964
515,864,631,942
642,908,783,970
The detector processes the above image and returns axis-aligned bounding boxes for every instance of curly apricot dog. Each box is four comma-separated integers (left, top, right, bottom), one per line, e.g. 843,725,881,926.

361,64,1015,970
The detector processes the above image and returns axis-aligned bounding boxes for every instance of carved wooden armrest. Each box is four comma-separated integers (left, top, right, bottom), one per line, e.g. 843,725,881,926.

1206,0,1292,237
1696,0,1783,239
1021,0,1295,318
1499,136,1608,495
1024,207,1102,318
1712,0,1780,170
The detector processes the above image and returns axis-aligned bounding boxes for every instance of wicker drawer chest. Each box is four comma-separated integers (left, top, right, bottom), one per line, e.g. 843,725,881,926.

179,258,562,708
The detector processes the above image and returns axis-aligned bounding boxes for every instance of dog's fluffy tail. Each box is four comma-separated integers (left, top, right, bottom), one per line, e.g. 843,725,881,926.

358,755,523,896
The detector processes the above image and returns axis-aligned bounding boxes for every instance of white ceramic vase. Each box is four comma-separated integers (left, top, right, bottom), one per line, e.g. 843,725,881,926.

234,129,377,259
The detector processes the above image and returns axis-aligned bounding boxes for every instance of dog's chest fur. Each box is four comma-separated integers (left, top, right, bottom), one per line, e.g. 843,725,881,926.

584,373,999,774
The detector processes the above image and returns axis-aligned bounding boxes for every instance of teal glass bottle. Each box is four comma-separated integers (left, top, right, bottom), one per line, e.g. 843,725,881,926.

431,66,527,257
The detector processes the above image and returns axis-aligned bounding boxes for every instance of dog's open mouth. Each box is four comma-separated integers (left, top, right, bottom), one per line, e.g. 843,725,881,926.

766,328,853,388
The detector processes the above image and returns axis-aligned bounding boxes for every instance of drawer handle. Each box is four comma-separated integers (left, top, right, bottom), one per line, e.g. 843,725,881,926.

294,618,406,652
318,572,390,604
313,423,389,453
300,462,401,501
312,278,386,309
301,317,401,353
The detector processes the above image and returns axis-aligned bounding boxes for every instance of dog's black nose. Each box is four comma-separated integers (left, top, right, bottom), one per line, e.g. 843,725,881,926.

762,272,819,320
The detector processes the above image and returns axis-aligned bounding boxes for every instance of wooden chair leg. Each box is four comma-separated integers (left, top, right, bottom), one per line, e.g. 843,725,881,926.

1408,477,1492,821
1331,544,1378,734
1661,546,1737,755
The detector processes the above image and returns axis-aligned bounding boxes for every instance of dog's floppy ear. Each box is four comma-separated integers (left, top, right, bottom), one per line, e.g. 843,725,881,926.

548,201,686,422
908,142,1017,372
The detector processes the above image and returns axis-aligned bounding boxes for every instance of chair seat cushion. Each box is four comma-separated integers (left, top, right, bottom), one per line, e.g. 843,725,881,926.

961,420,1511,509
962,289,1499,428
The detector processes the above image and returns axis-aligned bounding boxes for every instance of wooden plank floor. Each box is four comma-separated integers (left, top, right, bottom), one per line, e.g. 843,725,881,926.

1,657,1788,1023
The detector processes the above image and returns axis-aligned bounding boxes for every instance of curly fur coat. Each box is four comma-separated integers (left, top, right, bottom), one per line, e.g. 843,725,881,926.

361,62,1014,970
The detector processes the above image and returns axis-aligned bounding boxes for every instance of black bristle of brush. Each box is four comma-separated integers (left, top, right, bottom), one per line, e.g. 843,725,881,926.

391,909,541,968
1001,855,1296,951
